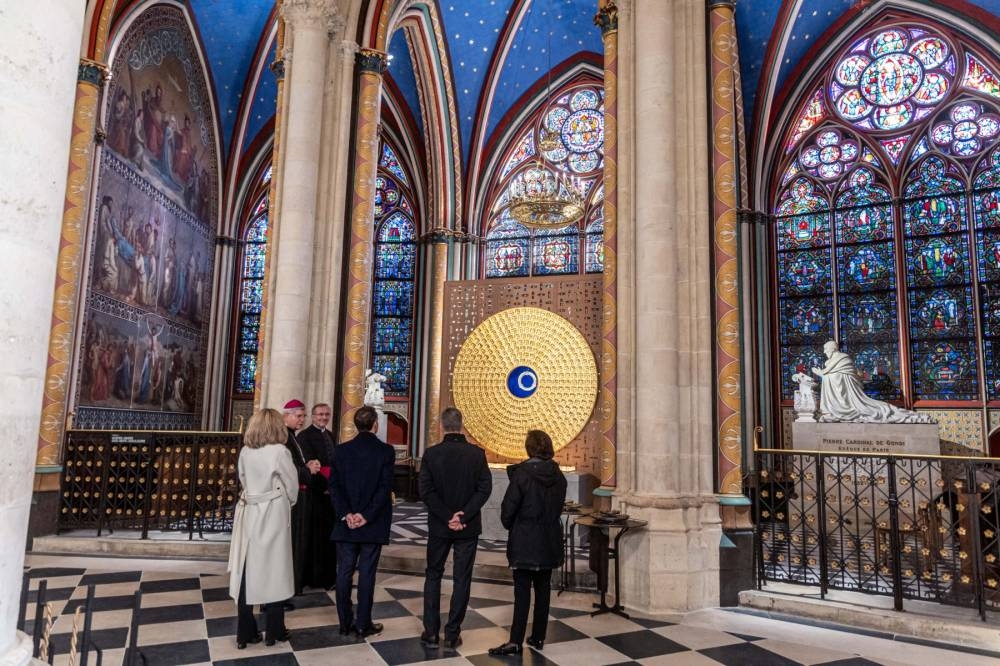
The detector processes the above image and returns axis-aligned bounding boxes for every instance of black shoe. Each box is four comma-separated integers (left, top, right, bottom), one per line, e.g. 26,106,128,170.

265,628,291,646
356,623,383,639
420,632,439,647
237,633,262,650
442,636,462,650
526,637,544,650
488,642,521,655
339,624,356,636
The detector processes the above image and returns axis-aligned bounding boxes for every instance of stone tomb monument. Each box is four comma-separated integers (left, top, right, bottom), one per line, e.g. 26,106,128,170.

789,341,942,567
792,340,939,455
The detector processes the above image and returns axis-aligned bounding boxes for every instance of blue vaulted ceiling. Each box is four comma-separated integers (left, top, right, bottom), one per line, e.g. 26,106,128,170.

180,0,1000,175
438,0,515,158
187,0,275,163
183,0,601,172
484,0,602,145
735,0,1000,134
417,0,601,163
387,29,424,136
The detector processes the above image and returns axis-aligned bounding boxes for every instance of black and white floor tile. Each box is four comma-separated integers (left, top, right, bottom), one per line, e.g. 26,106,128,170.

390,503,587,558
22,553,1000,666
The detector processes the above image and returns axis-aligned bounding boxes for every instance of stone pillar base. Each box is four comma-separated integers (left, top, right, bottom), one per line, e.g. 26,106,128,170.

614,494,721,613
0,631,36,666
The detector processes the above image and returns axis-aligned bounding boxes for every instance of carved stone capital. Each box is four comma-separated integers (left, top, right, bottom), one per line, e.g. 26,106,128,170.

281,0,340,33
594,1,618,35
78,58,110,87
357,48,388,75
340,39,360,59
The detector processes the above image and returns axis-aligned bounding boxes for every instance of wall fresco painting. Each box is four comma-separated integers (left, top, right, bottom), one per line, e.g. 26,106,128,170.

76,6,217,430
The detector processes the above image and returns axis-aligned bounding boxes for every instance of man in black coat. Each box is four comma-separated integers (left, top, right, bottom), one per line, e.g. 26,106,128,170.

418,407,492,649
297,402,337,590
329,406,395,638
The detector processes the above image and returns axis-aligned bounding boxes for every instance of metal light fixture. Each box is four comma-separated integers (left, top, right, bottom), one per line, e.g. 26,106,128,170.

501,3,585,230
505,163,585,229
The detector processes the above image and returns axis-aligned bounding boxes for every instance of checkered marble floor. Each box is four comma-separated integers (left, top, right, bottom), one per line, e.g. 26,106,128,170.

391,502,587,558
22,553,1000,666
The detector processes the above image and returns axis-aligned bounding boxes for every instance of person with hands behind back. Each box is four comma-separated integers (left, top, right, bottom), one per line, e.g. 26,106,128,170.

418,407,492,650
328,406,395,638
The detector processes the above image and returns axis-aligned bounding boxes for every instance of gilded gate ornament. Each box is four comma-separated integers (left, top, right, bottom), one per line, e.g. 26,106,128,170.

451,307,598,460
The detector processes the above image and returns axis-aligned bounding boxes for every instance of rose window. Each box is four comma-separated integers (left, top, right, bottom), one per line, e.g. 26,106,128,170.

930,102,1000,156
540,88,605,174
800,129,859,180
831,28,954,131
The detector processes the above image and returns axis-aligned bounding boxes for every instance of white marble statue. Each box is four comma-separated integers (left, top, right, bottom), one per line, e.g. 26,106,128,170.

811,340,934,424
363,368,386,407
791,369,818,422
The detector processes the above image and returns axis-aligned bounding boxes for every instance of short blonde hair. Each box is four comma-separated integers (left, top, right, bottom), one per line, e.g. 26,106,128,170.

244,408,287,449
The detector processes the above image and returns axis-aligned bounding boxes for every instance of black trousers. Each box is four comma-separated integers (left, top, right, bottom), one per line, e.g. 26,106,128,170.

335,541,382,631
509,568,552,645
422,535,478,640
290,491,312,595
236,561,285,642
306,490,337,589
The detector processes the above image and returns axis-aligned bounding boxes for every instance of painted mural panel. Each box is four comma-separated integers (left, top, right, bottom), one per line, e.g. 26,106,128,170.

76,6,217,430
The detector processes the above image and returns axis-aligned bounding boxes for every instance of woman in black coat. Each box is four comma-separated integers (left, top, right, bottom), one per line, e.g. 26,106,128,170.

489,430,567,655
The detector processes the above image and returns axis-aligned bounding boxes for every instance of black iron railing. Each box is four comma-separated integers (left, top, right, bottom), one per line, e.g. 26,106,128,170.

58,430,242,539
753,448,1000,620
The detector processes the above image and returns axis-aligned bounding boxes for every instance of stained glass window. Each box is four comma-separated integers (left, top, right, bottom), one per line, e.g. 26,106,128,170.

235,198,268,394
371,144,417,394
500,131,536,179
776,176,834,399
485,83,605,278
585,208,604,274
379,143,408,186
829,27,953,133
774,21,1000,407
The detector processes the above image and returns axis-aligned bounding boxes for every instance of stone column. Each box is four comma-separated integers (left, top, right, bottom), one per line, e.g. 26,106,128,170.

421,233,450,451
35,57,108,466
0,1,86,662
708,0,745,498
258,0,338,408
595,1,619,489
615,0,721,613
254,21,288,409
338,49,386,440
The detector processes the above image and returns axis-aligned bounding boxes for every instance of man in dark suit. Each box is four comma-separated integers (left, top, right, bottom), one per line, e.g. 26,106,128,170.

418,407,492,650
298,402,337,590
329,406,395,638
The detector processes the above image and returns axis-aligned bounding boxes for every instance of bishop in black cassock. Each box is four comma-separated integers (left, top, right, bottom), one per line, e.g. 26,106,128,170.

282,399,314,597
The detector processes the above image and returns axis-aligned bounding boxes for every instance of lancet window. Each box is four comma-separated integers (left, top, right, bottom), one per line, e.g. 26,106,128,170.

371,142,417,395
233,167,271,396
774,22,1000,405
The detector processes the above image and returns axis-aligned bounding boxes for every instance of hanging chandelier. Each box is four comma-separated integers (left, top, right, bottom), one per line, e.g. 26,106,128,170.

504,162,586,229
498,0,585,231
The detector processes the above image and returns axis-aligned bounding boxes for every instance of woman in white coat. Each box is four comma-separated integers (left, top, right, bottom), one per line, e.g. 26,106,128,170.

228,408,299,648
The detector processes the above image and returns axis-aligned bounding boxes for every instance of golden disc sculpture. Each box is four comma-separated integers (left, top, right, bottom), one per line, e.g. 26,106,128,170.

451,307,598,460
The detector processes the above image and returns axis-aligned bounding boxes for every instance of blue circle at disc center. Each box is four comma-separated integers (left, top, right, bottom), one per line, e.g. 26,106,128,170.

507,366,538,399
